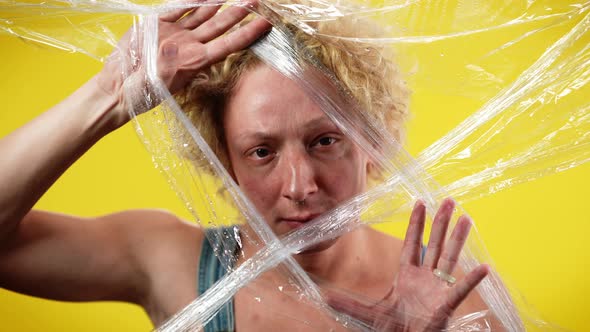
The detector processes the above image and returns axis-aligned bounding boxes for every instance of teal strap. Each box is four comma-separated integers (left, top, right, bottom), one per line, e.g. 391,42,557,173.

198,228,236,332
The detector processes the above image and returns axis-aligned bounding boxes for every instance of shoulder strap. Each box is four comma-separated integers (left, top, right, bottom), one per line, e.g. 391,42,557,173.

198,228,237,332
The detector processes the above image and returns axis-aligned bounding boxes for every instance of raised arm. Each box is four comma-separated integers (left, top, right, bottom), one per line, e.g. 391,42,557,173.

0,76,121,242
0,2,270,304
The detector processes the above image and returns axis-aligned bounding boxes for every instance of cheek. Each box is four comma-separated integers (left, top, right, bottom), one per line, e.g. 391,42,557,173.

234,169,281,213
226,145,281,215
318,147,368,199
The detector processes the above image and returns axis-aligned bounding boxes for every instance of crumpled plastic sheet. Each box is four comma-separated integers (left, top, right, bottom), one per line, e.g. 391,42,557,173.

2,0,589,331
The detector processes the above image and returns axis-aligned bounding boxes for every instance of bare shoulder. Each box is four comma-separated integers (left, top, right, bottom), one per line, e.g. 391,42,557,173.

108,209,205,251
365,226,404,255
113,211,204,282
89,209,205,271
101,209,207,323
360,226,404,277
0,208,205,321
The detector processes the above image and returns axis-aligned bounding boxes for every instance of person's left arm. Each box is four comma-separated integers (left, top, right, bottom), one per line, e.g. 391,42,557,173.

327,198,506,331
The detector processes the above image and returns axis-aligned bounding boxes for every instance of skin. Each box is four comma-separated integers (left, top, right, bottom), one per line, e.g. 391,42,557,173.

224,65,369,236
0,3,498,331
0,2,272,326
224,66,492,330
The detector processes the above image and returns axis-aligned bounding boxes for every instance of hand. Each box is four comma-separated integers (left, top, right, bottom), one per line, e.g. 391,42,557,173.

327,198,490,331
94,0,271,125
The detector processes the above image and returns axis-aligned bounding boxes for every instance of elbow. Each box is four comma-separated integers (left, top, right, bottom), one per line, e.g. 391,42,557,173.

0,211,25,250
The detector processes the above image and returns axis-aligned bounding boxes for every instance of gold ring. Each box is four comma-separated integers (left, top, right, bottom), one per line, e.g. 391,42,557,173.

433,269,456,285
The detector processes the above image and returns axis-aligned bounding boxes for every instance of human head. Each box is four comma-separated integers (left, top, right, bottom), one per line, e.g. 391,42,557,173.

175,17,409,235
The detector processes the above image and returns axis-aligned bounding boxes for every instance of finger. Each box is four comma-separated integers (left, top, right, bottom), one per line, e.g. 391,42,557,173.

422,198,455,269
180,4,222,29
160,2,203,23
444,264,490,312
192,5,254,43
437,215,472,274
399,200,426,266
205,17,271,64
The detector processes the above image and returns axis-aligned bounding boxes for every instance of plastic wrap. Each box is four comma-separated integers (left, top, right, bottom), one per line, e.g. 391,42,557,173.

2,0,588,331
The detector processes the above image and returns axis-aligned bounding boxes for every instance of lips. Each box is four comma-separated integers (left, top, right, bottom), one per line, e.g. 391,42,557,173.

279,214,321,229
281,213,320,222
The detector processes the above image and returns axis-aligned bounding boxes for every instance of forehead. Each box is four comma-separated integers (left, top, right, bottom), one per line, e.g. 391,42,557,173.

224,65,331,134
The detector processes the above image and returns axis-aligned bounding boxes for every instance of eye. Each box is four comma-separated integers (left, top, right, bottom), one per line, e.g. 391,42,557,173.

247,147,274,161
318,137,336,146
254,148,270,158
313,136,338,148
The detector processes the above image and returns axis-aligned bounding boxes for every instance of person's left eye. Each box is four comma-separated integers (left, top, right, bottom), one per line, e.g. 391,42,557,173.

317,137,336,146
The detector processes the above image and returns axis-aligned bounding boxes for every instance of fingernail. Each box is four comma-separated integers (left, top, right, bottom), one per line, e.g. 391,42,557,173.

462,216,473,233
464,215,473,225
445,197,456,210
162,43,178,58
414,199,425,209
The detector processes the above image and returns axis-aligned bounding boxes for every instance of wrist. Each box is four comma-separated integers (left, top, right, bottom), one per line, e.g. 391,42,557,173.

72,74,129,138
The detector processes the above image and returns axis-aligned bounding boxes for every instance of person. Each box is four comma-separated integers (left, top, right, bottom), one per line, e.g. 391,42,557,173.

0,2,495,330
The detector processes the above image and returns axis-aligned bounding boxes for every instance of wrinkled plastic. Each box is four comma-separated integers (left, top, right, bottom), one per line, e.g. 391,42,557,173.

2,0,589,331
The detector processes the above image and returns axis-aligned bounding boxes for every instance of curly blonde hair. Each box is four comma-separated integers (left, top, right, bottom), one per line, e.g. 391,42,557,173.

174,17,409,176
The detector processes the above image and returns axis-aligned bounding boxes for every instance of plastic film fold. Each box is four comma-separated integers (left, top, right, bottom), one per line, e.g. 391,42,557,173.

2,0,589,331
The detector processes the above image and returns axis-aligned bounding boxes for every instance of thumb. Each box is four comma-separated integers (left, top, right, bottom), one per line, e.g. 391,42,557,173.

324,289,381,325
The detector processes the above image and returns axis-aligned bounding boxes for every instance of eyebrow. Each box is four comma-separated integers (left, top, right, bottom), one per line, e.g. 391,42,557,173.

304,116,339,132
234,116,339,143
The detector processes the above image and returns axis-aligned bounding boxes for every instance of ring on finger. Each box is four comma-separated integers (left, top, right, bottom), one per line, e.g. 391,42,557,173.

433,268,456,285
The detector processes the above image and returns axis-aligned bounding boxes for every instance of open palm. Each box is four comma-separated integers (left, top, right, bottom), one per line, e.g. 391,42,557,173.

329,199,490,331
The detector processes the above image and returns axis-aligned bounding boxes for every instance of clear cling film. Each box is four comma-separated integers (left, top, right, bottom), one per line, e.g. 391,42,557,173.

1,0,588,331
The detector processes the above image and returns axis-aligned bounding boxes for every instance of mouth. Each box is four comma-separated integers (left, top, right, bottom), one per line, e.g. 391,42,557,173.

279,214,321,230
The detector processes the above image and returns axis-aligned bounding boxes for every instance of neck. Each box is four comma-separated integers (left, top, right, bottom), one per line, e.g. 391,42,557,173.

294,226,371,287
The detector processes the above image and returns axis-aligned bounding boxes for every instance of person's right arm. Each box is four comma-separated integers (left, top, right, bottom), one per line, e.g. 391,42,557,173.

0,75,181,304
0,76,122,243
0,2,270,304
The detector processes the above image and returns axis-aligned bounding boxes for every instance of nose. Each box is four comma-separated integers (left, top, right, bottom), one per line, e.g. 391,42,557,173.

280,147,318,203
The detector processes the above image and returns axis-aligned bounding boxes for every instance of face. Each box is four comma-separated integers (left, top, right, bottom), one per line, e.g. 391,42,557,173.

224,65,370,238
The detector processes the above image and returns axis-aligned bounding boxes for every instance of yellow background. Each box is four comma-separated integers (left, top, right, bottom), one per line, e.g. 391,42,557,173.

1,6,589,332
